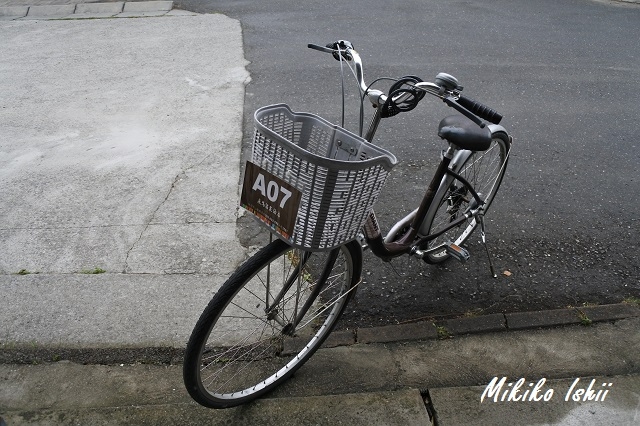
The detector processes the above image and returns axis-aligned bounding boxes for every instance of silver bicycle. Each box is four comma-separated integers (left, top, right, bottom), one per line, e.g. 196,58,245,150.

183,40,512,408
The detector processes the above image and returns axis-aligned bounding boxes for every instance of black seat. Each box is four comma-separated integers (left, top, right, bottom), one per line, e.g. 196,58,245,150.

438,115,492,151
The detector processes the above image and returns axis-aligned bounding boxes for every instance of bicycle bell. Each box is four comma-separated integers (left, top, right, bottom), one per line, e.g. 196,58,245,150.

435,72,461,91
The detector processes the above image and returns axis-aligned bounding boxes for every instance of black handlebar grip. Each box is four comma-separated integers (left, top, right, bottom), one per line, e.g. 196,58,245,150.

457,95,503,124
308,43,335,54
307,42,352,61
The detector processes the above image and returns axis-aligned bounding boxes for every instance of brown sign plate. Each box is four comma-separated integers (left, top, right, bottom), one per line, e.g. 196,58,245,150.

240,161,302,241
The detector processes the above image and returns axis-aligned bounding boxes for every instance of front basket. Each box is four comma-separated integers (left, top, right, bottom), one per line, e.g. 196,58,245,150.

249,104,397,250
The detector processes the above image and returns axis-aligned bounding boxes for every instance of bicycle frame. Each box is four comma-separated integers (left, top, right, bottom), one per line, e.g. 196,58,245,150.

305,41,510,261
359,112,488,261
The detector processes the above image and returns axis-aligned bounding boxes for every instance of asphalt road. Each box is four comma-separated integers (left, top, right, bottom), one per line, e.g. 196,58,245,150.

174,0,640,327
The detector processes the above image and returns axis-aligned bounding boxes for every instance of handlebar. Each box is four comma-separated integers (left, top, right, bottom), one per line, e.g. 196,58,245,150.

307,43,338,55
457,94,503,124
308,41,369,94
308,40,503,126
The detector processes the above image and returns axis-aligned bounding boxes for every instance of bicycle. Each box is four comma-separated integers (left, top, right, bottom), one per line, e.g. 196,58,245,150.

183,40,512,408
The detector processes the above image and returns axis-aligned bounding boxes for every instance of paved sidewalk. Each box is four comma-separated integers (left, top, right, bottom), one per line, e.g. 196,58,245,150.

0,1,180,19
1,317,639,425
1,8,249,347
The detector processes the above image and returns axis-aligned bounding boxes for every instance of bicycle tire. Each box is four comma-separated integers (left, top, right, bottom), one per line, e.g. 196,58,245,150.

420,130,510,264
183,238,362,409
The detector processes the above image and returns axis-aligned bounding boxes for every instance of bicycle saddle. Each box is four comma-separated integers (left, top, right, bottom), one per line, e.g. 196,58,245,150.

438,115,492,151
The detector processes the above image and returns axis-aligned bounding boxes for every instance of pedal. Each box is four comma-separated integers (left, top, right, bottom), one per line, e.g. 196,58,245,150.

445,242,470,263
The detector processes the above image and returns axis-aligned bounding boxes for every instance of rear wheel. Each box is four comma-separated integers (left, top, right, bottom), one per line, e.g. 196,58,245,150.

183,238,362,408
421,131,510,264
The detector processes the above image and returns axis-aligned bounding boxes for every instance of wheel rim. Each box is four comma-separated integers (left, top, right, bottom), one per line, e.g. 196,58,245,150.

426,136,508,260
195,245,354,403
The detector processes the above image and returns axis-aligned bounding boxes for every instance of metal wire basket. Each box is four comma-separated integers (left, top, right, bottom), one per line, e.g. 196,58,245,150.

249,104,397,250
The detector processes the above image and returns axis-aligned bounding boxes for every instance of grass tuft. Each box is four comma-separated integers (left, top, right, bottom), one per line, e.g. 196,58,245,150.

81,267,106,274
576,309,592,326
623,297,640,307
435,325,451,339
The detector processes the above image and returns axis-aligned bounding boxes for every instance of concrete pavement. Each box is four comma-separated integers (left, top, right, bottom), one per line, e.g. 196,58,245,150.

1,317,639,424
0,4,249,349
0,1,178,19
1,2,639,425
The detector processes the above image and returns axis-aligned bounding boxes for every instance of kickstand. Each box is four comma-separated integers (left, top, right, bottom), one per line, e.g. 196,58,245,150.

477,214,497,278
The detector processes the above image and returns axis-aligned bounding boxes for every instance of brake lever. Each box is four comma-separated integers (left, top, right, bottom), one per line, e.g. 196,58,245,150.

308,42,353,61
329,40,354,61
443,95,487,128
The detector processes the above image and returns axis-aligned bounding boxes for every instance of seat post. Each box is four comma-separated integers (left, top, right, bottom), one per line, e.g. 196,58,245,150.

374,144,456,254
406,144,456,233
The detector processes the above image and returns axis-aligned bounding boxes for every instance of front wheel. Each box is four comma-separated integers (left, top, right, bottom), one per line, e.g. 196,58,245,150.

421,130,511,264
183,238,362,408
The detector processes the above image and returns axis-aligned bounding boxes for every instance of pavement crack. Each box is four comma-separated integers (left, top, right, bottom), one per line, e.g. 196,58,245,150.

187,152,215,172
121,154,217,273
0,224,146,231
420,389,439,425
122,171,185,273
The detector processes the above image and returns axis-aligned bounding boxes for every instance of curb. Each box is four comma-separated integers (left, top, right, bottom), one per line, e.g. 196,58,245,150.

1,303,637,365
0,1,177,20
362,303,639,342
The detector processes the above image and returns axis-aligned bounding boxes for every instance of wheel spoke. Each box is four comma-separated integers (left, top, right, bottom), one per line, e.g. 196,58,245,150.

422,134,509,263
183,239,360,408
